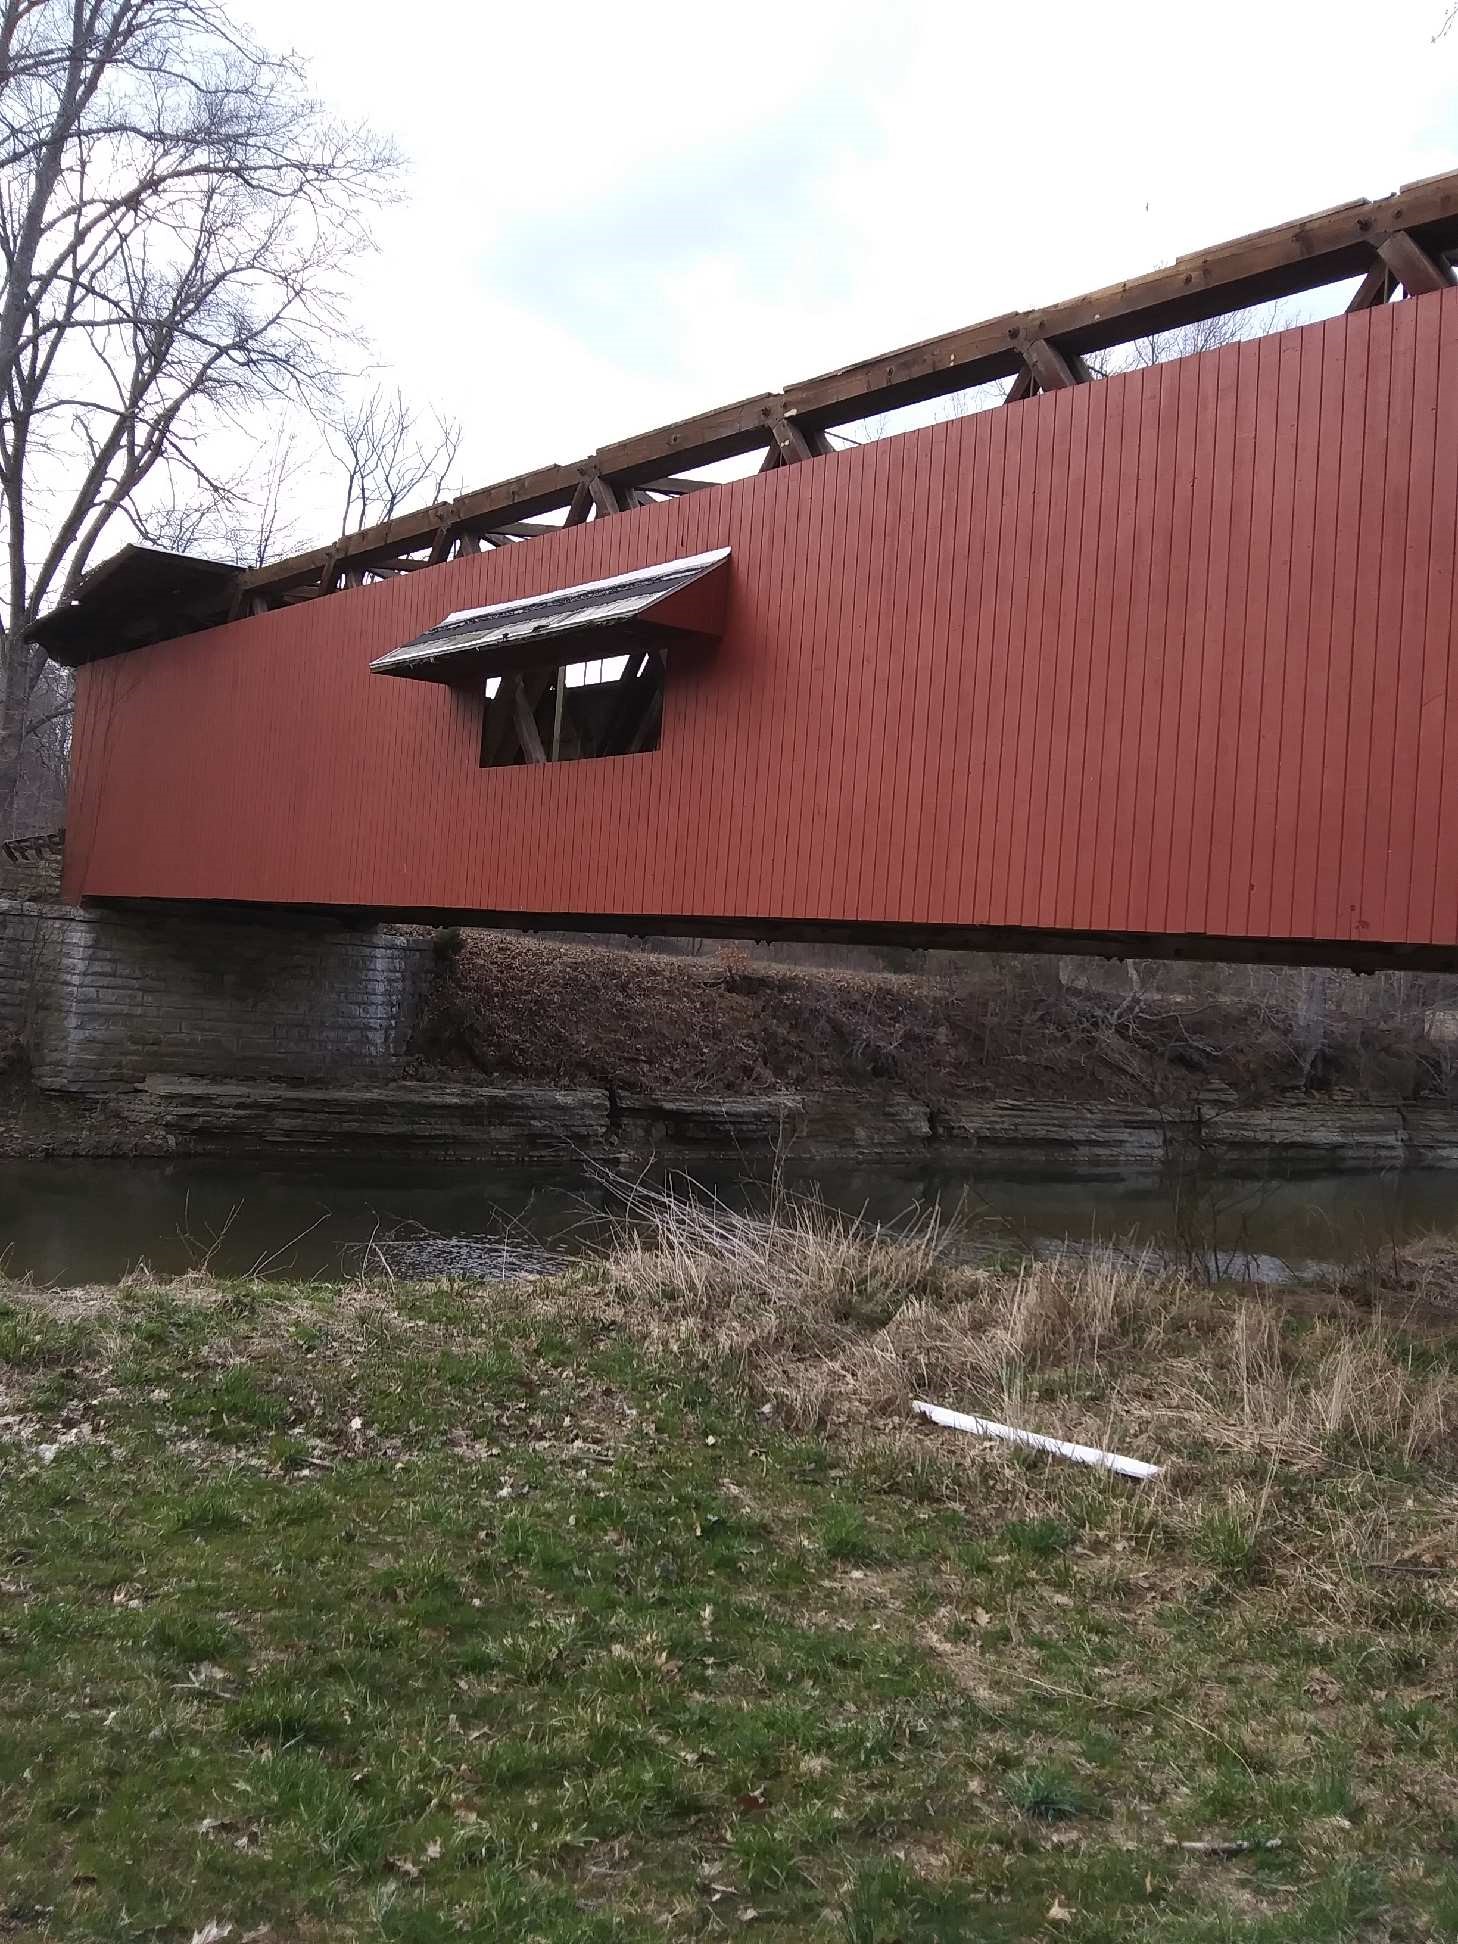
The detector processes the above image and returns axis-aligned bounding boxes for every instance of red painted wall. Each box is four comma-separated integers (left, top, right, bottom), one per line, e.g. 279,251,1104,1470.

64,287,1458,950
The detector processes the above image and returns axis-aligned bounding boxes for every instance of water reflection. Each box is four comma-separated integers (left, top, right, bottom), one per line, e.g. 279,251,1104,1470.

3,1155,1458,1286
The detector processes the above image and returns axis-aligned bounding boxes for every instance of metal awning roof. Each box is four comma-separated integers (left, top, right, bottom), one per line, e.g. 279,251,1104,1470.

371,546,730,684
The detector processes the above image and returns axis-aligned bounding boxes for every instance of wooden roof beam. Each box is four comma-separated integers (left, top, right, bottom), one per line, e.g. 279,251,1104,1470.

786,172,1458,429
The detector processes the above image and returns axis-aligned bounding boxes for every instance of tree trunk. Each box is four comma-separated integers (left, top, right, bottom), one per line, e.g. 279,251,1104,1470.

0,630,45,839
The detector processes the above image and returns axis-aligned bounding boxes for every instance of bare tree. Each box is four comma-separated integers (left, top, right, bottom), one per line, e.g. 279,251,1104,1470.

0,0,399,834
1090,301,1288,377
126,421,308,566
324,383,462,536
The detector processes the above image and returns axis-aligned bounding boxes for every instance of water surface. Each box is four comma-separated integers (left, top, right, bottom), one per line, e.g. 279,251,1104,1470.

2,1156,1457,1285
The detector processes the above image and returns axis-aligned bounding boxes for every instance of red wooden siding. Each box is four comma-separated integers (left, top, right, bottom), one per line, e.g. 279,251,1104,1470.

64,288,1458,951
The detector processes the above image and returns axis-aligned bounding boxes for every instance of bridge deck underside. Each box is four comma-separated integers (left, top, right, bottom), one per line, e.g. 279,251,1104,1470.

86,897,1458,974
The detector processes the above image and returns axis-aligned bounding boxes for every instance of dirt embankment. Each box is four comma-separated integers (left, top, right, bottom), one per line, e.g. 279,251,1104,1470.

411,931,1458,1106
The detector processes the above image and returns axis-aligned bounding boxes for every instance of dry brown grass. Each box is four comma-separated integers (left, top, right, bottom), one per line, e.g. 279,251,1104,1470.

576,1180,1458,1485
1325,1231,1458,1315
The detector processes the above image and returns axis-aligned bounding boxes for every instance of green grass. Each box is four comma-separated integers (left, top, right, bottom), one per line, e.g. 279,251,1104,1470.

0,1272,1455,1941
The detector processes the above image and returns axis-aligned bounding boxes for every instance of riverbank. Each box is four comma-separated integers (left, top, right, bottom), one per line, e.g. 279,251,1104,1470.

7,924,1458,1169
2,1218,1455,1938
12,1069,1458,1173
416,930,1458,1104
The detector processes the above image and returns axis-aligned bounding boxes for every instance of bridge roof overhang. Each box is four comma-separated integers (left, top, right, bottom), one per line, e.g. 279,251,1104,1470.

30,546,239,666
369,547,731,685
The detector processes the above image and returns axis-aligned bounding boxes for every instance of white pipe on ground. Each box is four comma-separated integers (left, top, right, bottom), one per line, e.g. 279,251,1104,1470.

911,1399,1161,1481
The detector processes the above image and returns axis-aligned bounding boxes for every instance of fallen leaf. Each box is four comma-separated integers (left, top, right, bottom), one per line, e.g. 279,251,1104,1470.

387,1857,420,1880
973,1606,992,1628
1048,1896,1076,1924
735,1788,768,1814
424,1838,443,1861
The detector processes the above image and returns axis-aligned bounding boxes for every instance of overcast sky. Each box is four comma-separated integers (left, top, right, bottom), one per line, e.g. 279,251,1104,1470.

237,0,1458,514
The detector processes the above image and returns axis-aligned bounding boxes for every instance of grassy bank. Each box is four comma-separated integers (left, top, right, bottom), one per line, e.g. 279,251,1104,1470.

1,1209,1456,1940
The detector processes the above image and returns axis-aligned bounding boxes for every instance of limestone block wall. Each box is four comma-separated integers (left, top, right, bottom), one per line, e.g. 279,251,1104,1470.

0,899,45,1046
0,898,432,1090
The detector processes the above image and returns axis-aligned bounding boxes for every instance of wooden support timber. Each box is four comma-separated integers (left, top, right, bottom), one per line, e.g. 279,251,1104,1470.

29,169,1458,658
1019,337,1088,392
1376,228,1457,295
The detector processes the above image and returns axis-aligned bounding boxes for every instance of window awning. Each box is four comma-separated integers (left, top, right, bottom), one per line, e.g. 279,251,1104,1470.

371,546,731,685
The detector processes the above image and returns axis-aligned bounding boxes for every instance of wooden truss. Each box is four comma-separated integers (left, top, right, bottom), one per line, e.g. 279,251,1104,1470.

480,648,664,768
231,171,1457,615
37,170,1458,650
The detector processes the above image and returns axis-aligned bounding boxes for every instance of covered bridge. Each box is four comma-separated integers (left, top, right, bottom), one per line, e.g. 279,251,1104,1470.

37,170,1458,971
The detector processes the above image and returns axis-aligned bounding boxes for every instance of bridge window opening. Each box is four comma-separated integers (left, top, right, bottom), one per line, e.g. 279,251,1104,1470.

479,648,664,767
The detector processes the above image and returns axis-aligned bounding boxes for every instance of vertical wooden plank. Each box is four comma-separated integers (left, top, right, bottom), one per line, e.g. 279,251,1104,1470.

1377,294,1426,943
953,399,1008,925
1027,378,1087,928
1352,294,1412,942
1052,374,1105,929
912,418,965,925
816,447,863,917
856,431,901,924
1120,356,1173,933
1146,350,1197,934
821,446,867,922
1089,364,1143,930
1309,313,1366,941
1410,291,1458,942
1338,306,1391,942
971,396,1025,922
1245,327,1301,938
875,427,931,923
1005,386,1060,927
1288,313,1342,941
924,399,983,925
785,437,836,923
1203,339,1260,935
991,391,1045,926
1224,332,1278,938
894,423,944,925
